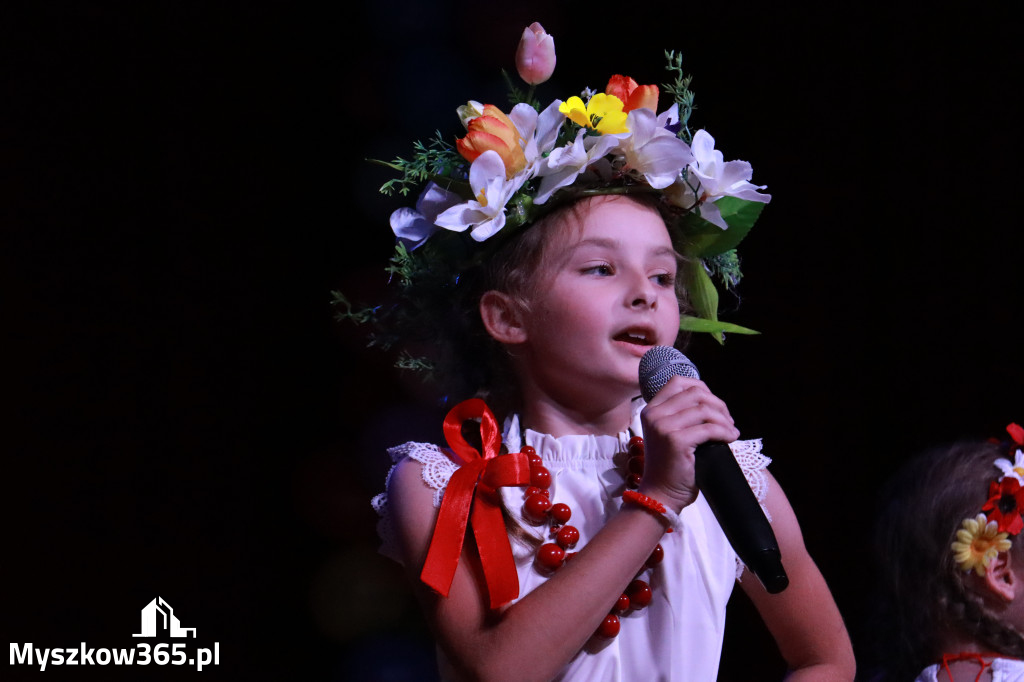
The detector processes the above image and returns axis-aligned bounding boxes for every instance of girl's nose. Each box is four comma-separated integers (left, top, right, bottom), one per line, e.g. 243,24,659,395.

629,275,658,309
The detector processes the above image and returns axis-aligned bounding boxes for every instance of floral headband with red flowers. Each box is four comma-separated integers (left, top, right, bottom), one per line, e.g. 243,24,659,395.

951,423,1024,575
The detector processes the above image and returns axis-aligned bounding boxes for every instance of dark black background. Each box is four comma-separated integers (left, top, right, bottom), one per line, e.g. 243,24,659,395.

4,2,1021,680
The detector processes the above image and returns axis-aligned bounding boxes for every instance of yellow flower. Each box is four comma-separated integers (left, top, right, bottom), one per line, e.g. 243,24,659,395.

951,514,1012,576
558,93,628,134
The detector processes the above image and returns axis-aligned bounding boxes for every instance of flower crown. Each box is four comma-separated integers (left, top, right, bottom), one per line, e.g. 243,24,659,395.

336,23,770,377
951,423,1024,575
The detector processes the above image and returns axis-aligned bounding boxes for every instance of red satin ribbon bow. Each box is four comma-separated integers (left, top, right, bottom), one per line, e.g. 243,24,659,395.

420,398,531,609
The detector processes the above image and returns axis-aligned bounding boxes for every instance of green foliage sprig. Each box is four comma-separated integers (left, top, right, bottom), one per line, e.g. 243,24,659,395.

707,250,743,289
373,133,466,197
331,291,375,325
663,50,695,144
503,69,540,110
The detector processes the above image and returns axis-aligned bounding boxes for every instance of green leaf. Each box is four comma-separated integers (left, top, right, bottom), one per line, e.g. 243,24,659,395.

681,259,718,321
679,259,760,343
679,315,760,336
677,197,765,258
681,259,721,341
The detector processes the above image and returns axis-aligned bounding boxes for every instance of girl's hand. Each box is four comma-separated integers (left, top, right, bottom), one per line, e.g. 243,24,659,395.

638,375,740,513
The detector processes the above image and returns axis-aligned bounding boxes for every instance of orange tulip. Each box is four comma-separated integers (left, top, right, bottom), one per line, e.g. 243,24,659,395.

456,105,526,179
606,75,659,113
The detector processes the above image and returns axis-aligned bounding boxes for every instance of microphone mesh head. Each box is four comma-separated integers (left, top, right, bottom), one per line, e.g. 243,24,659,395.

639,346,699,402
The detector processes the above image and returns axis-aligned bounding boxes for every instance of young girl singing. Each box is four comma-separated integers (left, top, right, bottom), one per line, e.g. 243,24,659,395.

870,423,1024,682
353,22,854,680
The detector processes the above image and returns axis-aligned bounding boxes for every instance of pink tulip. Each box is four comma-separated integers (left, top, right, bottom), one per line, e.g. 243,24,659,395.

515,22,556,85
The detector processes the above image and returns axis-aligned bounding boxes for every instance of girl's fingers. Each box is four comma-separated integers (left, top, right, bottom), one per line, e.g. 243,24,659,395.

644,375,706,407
644,394,736,436
645,376,732,417
647,403,736,431
667,422,741,448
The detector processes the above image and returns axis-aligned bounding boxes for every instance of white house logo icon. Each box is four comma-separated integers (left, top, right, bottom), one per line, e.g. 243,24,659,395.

132,597,196,638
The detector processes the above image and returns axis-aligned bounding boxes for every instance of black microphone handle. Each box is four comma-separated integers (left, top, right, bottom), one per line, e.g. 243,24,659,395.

638,345,788,593
694,440,789,594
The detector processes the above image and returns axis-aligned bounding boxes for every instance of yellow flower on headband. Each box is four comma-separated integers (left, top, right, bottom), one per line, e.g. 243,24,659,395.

558,93,628,134
951,514,1012,576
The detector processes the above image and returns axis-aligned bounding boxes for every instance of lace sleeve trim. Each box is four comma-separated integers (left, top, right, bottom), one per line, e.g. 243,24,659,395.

727,438,772,581
729,438,771,509
370,442,457,564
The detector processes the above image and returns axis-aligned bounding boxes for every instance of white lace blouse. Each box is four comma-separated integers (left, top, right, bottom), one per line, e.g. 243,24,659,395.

372,400,773,681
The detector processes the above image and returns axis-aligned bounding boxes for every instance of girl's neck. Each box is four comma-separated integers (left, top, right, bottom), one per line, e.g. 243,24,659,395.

518,390,636,438
936,634,1008,682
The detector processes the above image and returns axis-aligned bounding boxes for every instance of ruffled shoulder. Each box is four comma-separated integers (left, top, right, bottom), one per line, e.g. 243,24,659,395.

371,442,458,564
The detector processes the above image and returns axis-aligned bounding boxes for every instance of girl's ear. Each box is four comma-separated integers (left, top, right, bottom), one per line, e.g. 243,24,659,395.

480,290,527,344
982,551,1019,602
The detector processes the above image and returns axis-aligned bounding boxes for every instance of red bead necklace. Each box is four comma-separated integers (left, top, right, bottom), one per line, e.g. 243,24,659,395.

939,652,1021,682
519,436,664,639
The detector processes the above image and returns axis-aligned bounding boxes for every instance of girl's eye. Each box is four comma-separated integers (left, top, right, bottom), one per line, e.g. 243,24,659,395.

652,272,675,287
583,264,614,276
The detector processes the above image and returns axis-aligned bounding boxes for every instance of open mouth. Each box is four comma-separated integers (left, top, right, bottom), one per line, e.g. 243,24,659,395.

613,329,656,347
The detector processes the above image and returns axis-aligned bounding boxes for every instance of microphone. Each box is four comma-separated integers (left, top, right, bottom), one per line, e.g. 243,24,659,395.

639,346,789,594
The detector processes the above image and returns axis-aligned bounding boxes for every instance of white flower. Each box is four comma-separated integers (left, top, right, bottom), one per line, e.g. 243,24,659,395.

510,100,564,174
663,176,698,211
616,106,694,189
435,151,527,241
389,182,464,249
687,129,770,229
534,102,692,204
533,127,622,204
457,100,485,129
425,103,560,245
996,449,1024,484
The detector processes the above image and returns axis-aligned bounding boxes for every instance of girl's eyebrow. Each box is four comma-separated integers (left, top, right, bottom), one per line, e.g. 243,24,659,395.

571,238,676,258
571,237,619,251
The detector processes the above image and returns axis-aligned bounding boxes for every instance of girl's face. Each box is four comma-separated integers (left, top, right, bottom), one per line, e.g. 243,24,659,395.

515,196,681,408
